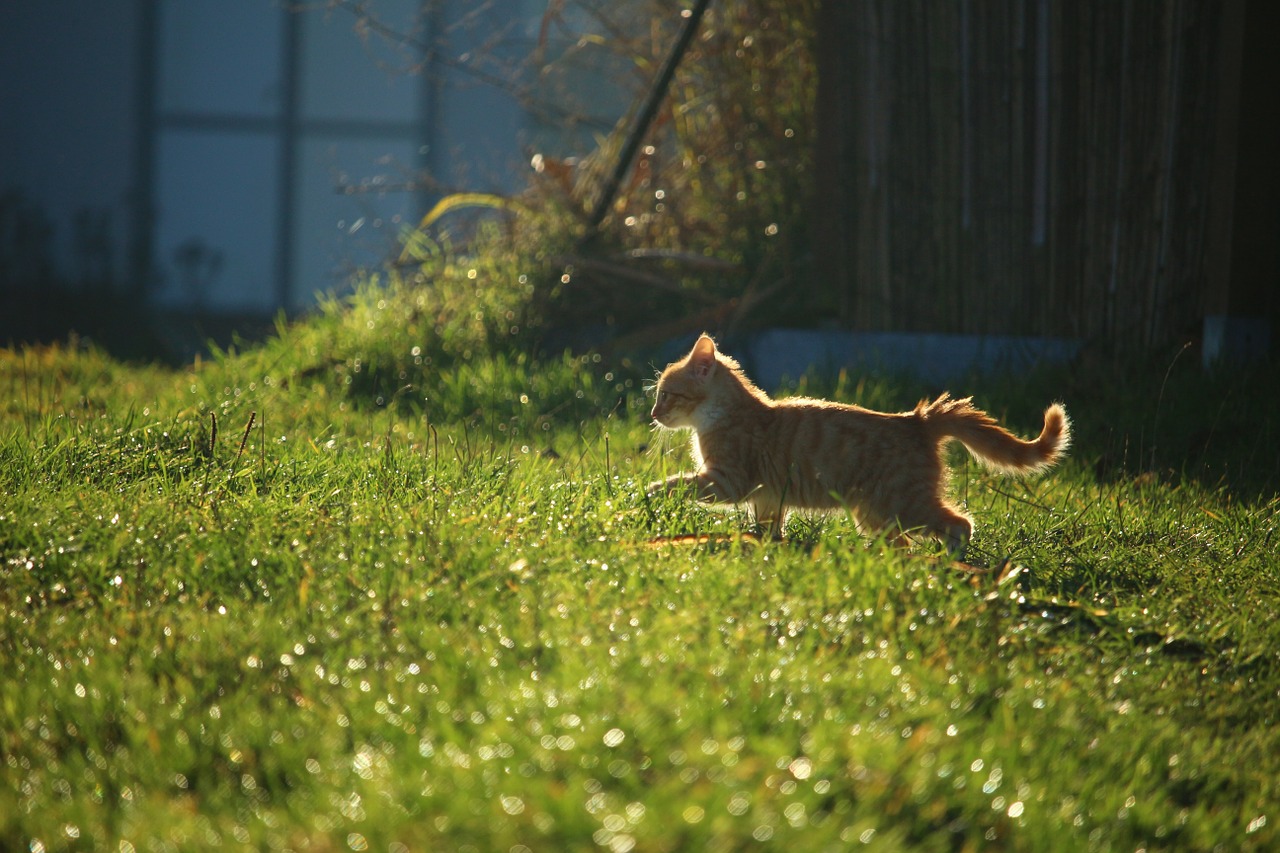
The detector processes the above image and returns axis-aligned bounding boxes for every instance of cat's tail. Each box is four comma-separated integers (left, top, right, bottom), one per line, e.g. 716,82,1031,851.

918,393,1070,475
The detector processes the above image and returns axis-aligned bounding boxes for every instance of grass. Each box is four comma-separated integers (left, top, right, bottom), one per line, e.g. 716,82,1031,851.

2,329,1279,853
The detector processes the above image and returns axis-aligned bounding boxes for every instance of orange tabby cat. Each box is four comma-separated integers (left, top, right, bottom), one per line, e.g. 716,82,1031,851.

647,334,1070,555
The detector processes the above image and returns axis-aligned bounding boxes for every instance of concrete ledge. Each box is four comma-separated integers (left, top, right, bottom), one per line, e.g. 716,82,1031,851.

1202,315,1271,369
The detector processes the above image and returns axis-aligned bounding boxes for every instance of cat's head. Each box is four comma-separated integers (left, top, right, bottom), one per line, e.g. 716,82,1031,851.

650,333,724,429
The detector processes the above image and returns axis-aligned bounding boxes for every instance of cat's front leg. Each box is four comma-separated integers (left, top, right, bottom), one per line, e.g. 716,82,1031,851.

646,473,697,499
750,503,787,541
647,469,740,503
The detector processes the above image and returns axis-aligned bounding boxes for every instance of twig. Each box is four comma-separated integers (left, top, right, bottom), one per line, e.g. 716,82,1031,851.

604,433,613,497
231,412,256,479
199,412,218,506
622,249,742,272
554,255,721,303
1150,341,1191,471
327,0,613,131
259,408,268,488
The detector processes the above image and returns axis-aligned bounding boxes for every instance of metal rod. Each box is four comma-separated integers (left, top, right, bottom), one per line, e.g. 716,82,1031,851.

586,0,712,230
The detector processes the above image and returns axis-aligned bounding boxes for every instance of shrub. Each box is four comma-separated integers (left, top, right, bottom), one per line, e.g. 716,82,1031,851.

390,0,820,351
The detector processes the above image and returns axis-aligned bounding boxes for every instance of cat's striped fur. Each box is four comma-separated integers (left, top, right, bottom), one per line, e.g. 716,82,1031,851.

647,334,1070,555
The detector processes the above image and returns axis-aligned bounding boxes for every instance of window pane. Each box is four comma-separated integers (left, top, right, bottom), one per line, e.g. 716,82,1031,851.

299,1,421,123
292,137,420,304
154,130,279,312
160,0,282,117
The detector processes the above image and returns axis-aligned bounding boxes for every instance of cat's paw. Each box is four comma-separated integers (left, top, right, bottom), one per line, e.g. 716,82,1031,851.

645,480,668,499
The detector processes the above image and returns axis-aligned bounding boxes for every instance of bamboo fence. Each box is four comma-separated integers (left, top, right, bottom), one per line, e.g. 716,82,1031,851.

815,0,1225,348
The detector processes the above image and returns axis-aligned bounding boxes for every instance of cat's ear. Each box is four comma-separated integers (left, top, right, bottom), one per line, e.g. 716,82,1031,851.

690,334,717,377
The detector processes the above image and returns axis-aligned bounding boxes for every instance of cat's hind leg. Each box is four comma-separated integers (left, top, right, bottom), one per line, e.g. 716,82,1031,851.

869,492,973,557
911,504,973,559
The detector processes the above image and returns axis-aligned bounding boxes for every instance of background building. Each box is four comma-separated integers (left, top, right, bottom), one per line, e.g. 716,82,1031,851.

1,0,620,347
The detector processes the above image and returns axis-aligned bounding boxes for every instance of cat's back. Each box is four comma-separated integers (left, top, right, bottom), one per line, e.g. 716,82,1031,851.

760,395,909,450
769,394,897,426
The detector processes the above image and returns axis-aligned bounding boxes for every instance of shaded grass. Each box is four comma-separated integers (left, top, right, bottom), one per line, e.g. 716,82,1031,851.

2,339,1279,852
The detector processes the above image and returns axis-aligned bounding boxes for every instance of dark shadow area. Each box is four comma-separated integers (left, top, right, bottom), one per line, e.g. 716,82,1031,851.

0,287,277,366
981,343,1280,504
1,188,277,364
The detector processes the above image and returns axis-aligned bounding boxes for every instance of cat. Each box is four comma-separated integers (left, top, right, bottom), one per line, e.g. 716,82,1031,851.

646,333,1070,557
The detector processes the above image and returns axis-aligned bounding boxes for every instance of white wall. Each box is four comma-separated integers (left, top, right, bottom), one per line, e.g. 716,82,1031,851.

0,4,140,292
1,0,632,316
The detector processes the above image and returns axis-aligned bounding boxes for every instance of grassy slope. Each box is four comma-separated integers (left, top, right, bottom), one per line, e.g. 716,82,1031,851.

2,331,1278,852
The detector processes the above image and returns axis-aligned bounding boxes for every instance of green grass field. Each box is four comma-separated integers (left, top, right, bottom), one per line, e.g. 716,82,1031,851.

3,320,1278,852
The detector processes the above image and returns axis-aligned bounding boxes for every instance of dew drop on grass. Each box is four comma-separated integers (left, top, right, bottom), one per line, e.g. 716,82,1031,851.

789,756,812,780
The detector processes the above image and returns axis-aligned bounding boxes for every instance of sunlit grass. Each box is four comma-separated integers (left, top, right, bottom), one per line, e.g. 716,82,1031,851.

2,335,1278,852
